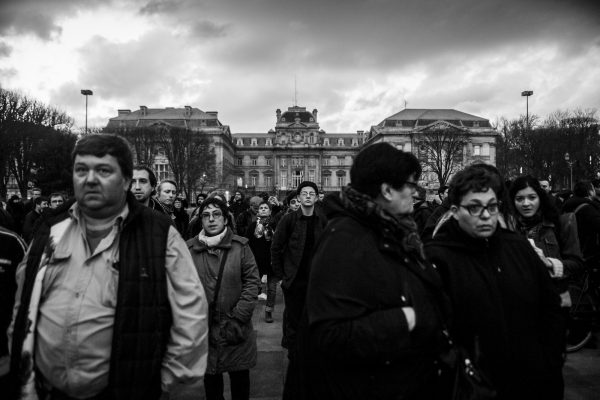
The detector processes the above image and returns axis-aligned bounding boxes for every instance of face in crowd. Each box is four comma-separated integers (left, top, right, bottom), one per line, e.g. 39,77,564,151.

249,196,262,214
35,200,49,213
451,188,499,239
73,154,131,219
157,182,177,205
298,187,317,208
234,192,242,202
31,189,42,200
513,186,540,218
257,203,271,218
379,175,418,217
131,169,154,203
538,180,551,194
288,196,300,212
201,204,227,236
49,195,64,209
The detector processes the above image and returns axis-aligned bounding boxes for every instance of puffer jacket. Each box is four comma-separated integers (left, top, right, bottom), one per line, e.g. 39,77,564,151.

187,228,260,374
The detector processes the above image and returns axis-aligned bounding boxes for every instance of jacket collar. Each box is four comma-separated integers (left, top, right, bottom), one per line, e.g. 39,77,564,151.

190,227,235,252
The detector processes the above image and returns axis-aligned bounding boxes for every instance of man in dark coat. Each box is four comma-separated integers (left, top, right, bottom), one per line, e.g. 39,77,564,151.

426,165,564,400
296,143,448,400
22,195,49,243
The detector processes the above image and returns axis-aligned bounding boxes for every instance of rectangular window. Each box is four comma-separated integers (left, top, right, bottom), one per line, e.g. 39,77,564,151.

265,176,272,188
482,143,490,156
266,158,272,166
323,138,330,146
322,158,329,166
251,157,257,166
292,171,304,188
280,171,288,188
236,158,243,166
308,170,315,182
338,157,344,166
323,176,330,187
154,163,169,182
308,158,316,167
281,158,287,167
251,138,258,146
250,176,257,186
473,145,481,156
337,175,345,187
266,139,272,146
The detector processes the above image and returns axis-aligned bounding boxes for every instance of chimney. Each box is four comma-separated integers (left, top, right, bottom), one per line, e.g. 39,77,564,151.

139,106,147,116
184,105,192,117
118,109,131,116
312,109,318,122
276,109,281,122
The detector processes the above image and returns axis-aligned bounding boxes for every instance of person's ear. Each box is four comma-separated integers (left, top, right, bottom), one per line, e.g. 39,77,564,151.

450,205,459,220
380,183,394,201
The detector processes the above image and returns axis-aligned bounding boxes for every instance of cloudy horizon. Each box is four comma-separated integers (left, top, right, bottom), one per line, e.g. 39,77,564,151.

1,0,599,133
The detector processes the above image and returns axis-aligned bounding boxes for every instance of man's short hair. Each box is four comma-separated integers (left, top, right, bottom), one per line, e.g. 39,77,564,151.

72,134,133,179
50,192,65,201
448,165,502,206
438,185,449,195
34,196,49,206
297,181,319,196
133,165,157,187
350,142,421,198
573,180,593,198
157,179,177,192
199,197,231,226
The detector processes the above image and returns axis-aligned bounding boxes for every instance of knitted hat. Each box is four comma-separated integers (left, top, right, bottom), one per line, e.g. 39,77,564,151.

297,181,319,195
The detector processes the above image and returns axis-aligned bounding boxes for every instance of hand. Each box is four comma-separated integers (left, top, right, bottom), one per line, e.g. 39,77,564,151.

402,307,416,331
532,246,553,268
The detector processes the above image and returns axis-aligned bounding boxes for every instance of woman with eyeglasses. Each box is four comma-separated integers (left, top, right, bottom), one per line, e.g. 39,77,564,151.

186,197,260,400
425,166,564,400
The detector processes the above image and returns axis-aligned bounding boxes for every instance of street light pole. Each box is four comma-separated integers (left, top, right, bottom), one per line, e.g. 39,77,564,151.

80,89,93,134
564,152,573,190
521,90,533,130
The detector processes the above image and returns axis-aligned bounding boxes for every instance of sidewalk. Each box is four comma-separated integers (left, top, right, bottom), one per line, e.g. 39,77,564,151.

172,284,287,400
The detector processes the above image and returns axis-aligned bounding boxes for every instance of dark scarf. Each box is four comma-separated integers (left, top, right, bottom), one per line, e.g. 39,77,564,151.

156,199,174,215
340,186,426,262
516,212,543,238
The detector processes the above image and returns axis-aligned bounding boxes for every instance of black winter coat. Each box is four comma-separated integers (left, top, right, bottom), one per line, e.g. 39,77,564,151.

425,219,564,400
300,194,449,400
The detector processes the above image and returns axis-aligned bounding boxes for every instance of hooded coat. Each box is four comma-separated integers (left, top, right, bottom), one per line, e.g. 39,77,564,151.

425,218,564,400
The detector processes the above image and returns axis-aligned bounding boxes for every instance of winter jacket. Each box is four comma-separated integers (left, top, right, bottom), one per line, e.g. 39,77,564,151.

519,214,584,294
187,229,260,374
562,197,600,264
270,208,327,289
245,219,275,276
300,194,449,400
425,219,564,400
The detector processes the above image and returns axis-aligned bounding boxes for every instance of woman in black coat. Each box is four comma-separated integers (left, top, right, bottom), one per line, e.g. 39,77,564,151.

425,166,564,400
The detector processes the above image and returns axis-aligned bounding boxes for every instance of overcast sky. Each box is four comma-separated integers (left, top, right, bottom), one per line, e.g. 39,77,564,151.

1,0,598,133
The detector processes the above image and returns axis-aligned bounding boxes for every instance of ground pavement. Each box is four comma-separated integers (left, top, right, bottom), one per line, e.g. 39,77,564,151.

171,285,600,400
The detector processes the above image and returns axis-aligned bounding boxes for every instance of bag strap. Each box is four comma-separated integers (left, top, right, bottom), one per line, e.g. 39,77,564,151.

573,203,588,215
212,249,229,305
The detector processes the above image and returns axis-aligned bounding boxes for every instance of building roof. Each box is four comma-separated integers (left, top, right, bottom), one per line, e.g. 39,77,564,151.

378,108,489,126
278,106,317,124
108,107,219,121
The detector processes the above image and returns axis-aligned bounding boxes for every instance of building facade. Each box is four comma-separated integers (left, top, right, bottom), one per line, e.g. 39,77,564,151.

105,105,498,197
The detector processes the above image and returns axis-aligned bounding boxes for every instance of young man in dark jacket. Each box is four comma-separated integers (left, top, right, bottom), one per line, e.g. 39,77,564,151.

296,144,448,400
562,180,600,266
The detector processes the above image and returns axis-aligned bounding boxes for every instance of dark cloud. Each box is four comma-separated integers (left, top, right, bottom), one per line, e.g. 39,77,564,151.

191,20,231,38
0,42,12,57
139,0,186,15
0,0,111,40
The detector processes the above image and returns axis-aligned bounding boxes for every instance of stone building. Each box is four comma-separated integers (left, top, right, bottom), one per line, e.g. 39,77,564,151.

105,105,498,197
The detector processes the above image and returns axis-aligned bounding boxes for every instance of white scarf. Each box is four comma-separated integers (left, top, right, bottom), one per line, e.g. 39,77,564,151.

198,228,228,247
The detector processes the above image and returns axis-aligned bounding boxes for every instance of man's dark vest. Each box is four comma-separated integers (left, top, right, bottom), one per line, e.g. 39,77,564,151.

9,194,173,400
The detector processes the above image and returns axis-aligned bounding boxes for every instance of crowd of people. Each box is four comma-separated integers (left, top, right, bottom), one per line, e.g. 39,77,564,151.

0,133,599,400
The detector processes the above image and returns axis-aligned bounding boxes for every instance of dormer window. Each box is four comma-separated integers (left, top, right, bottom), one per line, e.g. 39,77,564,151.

236,138,244,146
251,138,258,147
352,139,358,147
337,138,344,146
323,138,330,146
266,138,272,146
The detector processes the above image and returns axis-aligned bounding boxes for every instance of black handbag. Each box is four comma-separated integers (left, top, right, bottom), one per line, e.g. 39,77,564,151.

441,331,497,400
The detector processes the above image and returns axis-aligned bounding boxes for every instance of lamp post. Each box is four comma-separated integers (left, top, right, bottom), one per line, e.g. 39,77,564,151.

564,152,573,190
521,90,533,130
80,89,93,134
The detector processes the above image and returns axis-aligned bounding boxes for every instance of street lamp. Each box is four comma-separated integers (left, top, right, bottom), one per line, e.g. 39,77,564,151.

521,90,533,131
564,152,573,190
80,89,93,134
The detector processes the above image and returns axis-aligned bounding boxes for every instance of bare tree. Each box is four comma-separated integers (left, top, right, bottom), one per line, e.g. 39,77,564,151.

113,126,160,166
417,127,469,186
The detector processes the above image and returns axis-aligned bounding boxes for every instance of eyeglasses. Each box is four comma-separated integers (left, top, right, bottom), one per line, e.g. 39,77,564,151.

299,191,316,197
201,211,224,220
290,199,299,205
459,202,500,216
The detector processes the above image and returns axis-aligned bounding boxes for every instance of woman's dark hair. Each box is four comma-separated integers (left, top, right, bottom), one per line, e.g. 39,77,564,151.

199,197,231,226
509,175,559,225
72,134,133,179
350,142,421,198
448,165,502,206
